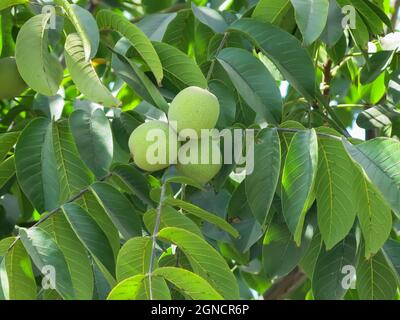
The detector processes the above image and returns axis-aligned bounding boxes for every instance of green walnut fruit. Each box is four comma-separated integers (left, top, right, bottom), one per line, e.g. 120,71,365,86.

168,86,220,139
0,57,27,99
176,136,222,184
128,121,178,172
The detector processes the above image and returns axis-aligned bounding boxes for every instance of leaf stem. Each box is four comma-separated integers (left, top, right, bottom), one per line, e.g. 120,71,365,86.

148,183,167,300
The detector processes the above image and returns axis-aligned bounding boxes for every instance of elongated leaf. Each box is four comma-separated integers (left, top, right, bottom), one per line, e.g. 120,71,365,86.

111,39,169,113
158,227,239,299
62,202,116,277
136,13,177,41
282,129,318,244
52,120,94,203
290,0,329,45
299,232,323,277
316,130,357,249
144,206,203,237
116,237,153,281
246,128,281,226
349,0,384,34
3,240,36,300
320,0,344,46
355,169,392,258
360,51,394,85
70,109,113,178
164,197,238,238
96,9,163,85
0,156,15,190
90,182,142,239
228,19,316,100
0,0,27,11
252,0,291,25
111,164,154,207
64,33,120,107
191,3,228,33
312,232,358,300
15,118,60,212
107,274,171,300
152,41,207,90
263,220,314,279
55,1,99,60
0,132,19,161
19,228,75,300
217,48,282,124
343,138,400,217
39,214,94,300
78,192,120,258
357,251,397,300
153,267,223,300
15,14,63,96
382,239,400,279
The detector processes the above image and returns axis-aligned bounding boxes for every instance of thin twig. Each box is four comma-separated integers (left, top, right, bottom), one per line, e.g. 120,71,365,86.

148,183,167,300
206,32,229,82
6,172,112,253
263,267,306,300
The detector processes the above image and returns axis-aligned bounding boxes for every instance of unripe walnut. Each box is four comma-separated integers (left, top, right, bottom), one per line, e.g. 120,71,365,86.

168,86,220,139
128,121,178,172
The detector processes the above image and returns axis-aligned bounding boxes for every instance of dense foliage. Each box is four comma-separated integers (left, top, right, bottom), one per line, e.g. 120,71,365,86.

0,0,400,300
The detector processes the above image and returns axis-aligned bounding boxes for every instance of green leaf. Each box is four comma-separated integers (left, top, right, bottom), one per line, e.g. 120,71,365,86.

70,109,113,178
107,274,171,300
39,214,94,300
320,0,344,46
191,3,228,33
0,156,15,190
343,138,400,218
15,118,60,212
0,0,27,11
290,0,329,45
111,39,169,113
245,128,281,226
382,239,400,280
217,47,282,124
228,19,316,100
3,240,36,300
300,232,323,277
111,164,154,207
252,0,291,25
349,0,384,34
357,250,398,300
316,130,357,249
64,33,120,107
15,14,63,96
356,105,395,129
116,237,153,281
262,220,314,279
19,228,75,300
312,232,358,300
52,120,94,203
152,41,207,90
355,169,392,258
90,182,142,239
136,13,177,41
55,1,99,60
360,51,394,85
0,131,19,161
78,192,120,258
282,129,318,244
158,227,239,299
62,202,116,277
144,206,203,237
163,197,238,238
96,9,163,85
153,267,223,300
